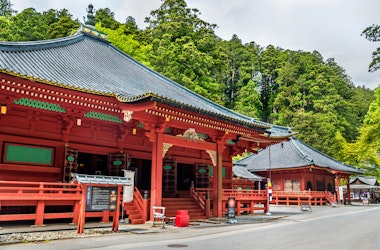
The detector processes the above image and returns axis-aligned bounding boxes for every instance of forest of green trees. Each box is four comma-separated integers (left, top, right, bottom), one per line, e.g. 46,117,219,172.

0,0,379,178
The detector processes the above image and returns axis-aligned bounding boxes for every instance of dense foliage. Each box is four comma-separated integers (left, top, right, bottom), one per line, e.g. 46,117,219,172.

1,0,378,177
0,6,79,41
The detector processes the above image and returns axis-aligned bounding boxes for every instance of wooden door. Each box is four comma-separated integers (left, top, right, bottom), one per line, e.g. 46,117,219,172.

108,152,129,176
162,159,177,197
63,146,78,182
195,164,210,188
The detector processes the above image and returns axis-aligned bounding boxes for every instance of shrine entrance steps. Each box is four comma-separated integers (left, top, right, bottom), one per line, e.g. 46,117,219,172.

162,197,207,221
124,202,145,224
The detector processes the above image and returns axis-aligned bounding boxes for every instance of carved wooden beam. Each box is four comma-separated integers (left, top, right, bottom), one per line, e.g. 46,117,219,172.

163,134,216,151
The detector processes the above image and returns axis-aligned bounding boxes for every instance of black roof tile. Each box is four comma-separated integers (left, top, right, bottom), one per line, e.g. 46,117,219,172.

0,28,292,135
234,137,362,174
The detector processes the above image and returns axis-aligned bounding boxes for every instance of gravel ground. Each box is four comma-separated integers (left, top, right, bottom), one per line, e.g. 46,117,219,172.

0,228,123,245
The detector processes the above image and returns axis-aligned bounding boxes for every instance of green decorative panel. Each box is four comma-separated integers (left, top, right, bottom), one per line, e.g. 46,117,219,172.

112,160,123,166
66,155,75,162
137,122,144,128
84,111,122,123
13,98,66,113
5,144,54,165
163,165,173,170
208,166,226,178
198,168,207,174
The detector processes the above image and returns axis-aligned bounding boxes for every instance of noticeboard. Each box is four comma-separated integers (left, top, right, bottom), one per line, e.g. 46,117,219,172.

86,186,118,211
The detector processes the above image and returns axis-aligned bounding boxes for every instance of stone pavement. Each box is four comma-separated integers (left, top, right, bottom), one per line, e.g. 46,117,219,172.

0,205,299,235
1,204,375,245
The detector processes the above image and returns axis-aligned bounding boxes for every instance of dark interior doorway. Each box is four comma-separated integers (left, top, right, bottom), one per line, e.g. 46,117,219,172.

177,163,195,191
131,159,151,191
77,152,108,175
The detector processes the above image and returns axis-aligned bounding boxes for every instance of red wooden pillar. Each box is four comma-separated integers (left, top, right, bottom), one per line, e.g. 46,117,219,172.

150,131,163,220
336,176,341,203
212,142,224,217
212,164,219,217
346,176,351,204
301,174,306,191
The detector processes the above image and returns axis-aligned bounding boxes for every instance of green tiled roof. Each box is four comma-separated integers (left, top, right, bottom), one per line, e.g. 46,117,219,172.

0,27,293,135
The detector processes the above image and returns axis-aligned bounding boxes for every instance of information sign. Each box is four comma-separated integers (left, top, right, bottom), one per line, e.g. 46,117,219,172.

86,186,118,211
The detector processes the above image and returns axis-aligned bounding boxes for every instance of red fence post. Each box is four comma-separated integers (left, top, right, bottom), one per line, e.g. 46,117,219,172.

111,186,121,232
77,184,87,234
250,200,254,214
236,200,241,215
142,190,149,221
102,210,110,223
205,191,210,218
35,200,45,226
72,200,80,224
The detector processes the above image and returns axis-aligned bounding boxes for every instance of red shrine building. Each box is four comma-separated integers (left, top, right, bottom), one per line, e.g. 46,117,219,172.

234,138,362,205
0,12,294,225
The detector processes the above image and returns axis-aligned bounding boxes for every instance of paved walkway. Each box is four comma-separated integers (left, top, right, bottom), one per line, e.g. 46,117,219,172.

0,204,375,236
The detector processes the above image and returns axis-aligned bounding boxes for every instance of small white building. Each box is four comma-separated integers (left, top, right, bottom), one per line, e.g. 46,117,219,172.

341,176,380,203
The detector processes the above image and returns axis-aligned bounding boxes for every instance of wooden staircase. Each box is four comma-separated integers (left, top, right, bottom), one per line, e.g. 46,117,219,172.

124,201,145,224
326,192,337,205
162,197,207,221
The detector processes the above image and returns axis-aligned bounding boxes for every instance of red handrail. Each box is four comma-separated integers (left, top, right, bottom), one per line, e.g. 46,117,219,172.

133,187,147,220
222,189,267,199
0,180,82,225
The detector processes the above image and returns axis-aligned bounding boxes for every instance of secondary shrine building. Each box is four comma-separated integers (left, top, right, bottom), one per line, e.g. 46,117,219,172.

0,18,293,220
234,138,362,205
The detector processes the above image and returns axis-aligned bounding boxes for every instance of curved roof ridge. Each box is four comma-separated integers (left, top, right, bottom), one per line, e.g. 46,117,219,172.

0,33,85,52
293,137,359,171
289,138,313,164
108,50,272,129
108,41,272,129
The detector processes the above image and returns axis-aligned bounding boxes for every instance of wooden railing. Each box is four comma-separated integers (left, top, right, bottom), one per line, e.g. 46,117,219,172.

222,189,267,199
222,189,268,215
190,188,210,217
0,181,82,225
131,187,148,221
190,188,268,216
272,191,336,205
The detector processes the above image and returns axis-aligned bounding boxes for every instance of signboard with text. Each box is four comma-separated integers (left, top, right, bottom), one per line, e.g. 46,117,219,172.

86,186,118,211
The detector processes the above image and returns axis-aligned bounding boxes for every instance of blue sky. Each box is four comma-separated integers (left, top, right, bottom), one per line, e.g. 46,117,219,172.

11,0,380,89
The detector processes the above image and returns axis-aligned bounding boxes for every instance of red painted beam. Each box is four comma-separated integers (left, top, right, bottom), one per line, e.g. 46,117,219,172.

163,134,216,151
0,164,61,173
118,101,157,112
